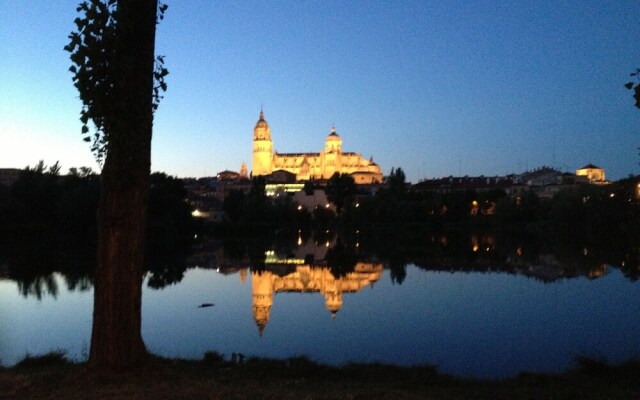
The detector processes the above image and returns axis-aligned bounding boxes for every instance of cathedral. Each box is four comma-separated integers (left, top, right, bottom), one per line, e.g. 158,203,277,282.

252,111,383,184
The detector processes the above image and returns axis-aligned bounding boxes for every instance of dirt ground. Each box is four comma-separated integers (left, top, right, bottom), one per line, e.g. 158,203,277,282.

1,354,638,400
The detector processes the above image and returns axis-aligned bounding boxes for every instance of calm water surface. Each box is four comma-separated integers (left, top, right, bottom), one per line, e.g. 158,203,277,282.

2,261,639,378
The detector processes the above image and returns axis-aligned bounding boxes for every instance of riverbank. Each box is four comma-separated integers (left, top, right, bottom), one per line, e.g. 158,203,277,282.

1,352,638,399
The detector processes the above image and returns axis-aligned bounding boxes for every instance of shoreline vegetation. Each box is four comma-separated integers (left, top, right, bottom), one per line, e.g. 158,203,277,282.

1,165,638,246
1,351,639,399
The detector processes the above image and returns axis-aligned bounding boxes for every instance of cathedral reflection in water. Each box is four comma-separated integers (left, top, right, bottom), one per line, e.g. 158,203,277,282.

217,237,382,336
251,262,382,335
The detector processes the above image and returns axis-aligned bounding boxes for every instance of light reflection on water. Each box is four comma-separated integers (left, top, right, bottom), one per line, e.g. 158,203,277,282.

1,265,640,378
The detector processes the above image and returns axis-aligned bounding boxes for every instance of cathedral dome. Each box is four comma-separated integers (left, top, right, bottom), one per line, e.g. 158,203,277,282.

324,126,343,154
254,110,271,141
326,126,341,141
255,110,269,130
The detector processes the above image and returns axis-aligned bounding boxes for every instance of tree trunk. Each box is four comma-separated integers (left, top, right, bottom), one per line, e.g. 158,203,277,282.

89,0,158,370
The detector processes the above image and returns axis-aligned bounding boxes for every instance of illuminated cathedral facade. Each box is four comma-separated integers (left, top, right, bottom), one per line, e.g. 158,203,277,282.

252,111,383,184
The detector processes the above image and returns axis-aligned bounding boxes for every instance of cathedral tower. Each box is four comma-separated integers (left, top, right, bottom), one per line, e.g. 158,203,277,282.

323,127,343,179
252,270,274,336
252,110,273,176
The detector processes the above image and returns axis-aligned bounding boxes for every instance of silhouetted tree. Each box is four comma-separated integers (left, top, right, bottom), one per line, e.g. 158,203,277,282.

7,162,61,226
494,190,541,227
312,204,337,228
387,166,407,198
224,189,246,222
624,68,640,163
325,239,357,278
625,68,640,109
244,176,268,221
388,261,407,285
303,181,315,195
66,0,168,370
56,167,101,236
326,172,356,214
147,172,193,250
68,166,95,178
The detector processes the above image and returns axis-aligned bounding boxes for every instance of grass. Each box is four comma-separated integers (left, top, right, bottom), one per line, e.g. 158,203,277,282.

1,352,639,399
12,350,70,370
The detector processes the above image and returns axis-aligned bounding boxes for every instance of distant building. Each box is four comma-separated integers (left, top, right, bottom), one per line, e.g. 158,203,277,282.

513,167,565,199
411,175,513,194
411,165,598,201
515,166,562,187
217,170,241,182
239,161,248,179
576,163,607,184
252,110,383,183
269,169,297,184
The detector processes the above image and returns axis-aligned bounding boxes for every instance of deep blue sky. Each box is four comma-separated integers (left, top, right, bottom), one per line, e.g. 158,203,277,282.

1,1,639,182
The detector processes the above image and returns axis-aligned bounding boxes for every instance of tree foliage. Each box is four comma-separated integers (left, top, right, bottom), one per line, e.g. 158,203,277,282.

387,166,407,198
624,68,640,163
625,68,640,110
64,0,168,165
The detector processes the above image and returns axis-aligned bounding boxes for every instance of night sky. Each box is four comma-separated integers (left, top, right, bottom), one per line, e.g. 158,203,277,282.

1,1,639,182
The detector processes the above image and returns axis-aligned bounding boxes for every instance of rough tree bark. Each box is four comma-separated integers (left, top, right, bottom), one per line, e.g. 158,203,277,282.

89,0,159,370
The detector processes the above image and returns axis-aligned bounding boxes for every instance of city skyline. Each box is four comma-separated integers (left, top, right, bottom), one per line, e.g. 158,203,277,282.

1,1,639,183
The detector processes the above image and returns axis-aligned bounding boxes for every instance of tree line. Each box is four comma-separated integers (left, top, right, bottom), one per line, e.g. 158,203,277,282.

0,162,196,298
0,162,194,244
219,169,640,243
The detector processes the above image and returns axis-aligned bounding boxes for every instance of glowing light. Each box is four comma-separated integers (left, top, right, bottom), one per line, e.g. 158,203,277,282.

470,200,479,215
473,244,479,252
325,203,330,208
297,205,303,210
265,183,305,197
